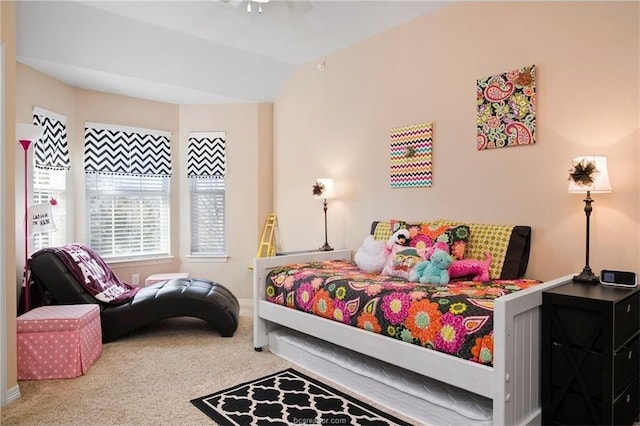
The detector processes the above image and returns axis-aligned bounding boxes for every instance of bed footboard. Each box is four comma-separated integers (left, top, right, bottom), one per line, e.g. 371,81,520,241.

493,275,572,425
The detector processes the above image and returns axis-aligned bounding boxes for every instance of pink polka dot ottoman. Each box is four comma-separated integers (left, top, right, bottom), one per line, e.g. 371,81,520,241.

17,304,102,380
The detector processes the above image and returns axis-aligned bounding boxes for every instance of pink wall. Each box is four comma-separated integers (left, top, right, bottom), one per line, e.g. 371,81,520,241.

273,1,639,281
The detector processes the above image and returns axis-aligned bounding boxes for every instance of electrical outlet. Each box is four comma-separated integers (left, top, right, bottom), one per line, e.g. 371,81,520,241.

131,274,140,286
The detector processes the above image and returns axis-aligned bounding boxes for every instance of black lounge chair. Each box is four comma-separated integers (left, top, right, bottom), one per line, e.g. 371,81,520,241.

27,244,240,343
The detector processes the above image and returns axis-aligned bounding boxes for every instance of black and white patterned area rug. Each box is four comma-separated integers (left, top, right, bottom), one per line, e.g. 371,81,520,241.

190,368,411,425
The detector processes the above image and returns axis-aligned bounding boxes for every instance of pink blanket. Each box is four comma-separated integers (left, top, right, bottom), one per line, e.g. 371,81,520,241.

42,243,139,304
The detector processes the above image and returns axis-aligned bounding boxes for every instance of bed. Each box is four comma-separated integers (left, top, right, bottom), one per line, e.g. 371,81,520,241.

252,219,573,425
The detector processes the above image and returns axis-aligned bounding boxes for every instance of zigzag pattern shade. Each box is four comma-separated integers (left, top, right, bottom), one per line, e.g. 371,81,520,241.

84,125,171,177
32,109,69,170
390,122,433,188
187,132,226,178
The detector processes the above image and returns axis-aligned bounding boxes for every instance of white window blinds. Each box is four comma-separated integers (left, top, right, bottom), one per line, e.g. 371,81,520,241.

84,123,172,259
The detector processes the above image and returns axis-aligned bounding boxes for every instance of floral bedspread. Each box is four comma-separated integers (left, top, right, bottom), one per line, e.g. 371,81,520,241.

265,259,541,366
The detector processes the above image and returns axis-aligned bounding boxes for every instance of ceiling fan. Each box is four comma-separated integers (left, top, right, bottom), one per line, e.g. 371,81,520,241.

215,0,313,15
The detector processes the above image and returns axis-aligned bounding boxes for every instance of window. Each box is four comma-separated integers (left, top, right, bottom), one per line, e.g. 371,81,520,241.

86,173,169,258
84,123,172,260
32,107,69,251
187,132,226,256
190,177,225,255
32,168,67,250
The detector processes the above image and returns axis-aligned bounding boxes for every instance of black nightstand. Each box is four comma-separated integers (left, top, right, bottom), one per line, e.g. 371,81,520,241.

541,281,639,425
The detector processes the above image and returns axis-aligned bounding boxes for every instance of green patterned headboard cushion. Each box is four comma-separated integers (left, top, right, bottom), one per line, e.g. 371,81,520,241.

370,220,531,279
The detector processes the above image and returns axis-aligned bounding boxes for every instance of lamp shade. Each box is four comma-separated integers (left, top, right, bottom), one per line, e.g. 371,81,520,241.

16,123,44,142
568,155,612,194
314,178,336,200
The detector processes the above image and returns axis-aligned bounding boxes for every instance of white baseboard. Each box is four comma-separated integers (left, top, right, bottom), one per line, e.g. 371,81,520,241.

3,384,21,406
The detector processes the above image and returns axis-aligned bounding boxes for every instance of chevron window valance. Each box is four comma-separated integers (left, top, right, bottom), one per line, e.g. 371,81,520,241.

32,107,70,170
187,131,226,178
84,122,172,177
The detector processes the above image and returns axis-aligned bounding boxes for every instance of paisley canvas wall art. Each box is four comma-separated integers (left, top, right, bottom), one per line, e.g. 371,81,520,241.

477,65,536,150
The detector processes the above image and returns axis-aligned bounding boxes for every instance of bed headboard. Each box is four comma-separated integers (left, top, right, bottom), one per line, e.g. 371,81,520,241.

369,220,531,279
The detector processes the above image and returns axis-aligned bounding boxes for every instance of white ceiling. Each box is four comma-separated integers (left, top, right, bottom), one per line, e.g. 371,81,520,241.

16,0,450,105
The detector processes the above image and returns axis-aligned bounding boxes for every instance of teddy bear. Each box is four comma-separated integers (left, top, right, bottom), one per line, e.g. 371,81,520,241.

409,248,453,285
354,235,388,273
449,251,492,282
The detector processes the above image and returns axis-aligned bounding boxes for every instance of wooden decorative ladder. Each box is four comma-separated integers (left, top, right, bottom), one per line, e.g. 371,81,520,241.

256,213,278,258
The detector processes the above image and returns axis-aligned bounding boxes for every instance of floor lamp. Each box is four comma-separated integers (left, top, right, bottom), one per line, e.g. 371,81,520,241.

567,155,612,284
17,123,44,312
312,178,336,251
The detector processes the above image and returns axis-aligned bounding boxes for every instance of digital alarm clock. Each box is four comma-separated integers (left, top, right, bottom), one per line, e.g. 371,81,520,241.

599,269,637,288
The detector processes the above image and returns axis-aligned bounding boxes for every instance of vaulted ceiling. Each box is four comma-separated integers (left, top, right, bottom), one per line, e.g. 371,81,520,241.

16,1,450,104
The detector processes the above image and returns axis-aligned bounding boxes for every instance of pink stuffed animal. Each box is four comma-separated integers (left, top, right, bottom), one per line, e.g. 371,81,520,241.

424,241,450,260
449,251,492,282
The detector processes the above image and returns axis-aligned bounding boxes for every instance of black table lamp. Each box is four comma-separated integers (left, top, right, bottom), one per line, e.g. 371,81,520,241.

312,178,336,251
567,155,612,284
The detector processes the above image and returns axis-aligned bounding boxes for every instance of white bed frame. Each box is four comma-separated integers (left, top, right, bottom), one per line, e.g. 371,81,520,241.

253,250,573,425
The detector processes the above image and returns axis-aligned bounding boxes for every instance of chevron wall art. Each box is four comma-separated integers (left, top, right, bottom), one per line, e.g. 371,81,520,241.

390,122,433,188
84,122,172,177
32,106,69,170
477,64,536,150
187,131,226,178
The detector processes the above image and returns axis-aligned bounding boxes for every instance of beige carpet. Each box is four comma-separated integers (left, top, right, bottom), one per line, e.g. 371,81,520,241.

1,300,416,425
